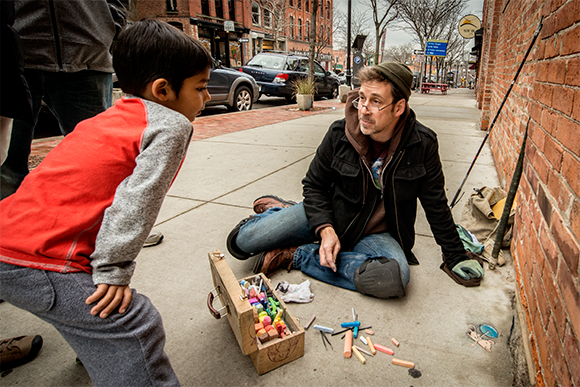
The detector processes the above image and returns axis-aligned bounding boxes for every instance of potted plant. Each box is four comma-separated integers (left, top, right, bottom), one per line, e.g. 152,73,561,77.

292,78,316,111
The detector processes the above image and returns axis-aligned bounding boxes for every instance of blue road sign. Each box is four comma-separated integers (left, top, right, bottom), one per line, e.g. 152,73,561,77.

425,40,448,57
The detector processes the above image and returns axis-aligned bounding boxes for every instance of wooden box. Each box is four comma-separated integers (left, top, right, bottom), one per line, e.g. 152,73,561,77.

208,250,305,374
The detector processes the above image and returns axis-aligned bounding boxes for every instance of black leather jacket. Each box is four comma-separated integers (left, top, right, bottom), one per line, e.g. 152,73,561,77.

302,91,469,268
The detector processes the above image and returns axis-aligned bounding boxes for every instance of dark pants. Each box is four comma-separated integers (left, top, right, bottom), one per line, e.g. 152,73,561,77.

1,69,112,199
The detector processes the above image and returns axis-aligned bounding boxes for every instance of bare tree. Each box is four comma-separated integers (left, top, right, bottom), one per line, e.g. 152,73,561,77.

308,0,319,82
333,7,371,53
395,0,468,48
383,42,414,63
366,0,399,64
261,0,291,51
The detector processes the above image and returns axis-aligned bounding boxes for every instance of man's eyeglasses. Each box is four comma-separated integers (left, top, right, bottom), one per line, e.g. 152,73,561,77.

352,97,394,113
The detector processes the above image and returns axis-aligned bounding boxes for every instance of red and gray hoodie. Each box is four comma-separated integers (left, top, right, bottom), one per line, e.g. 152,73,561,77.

0,97,192,286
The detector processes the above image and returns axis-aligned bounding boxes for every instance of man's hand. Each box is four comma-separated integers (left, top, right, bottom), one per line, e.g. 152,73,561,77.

86,284,132,319
319,226,341,272
452,260,484,280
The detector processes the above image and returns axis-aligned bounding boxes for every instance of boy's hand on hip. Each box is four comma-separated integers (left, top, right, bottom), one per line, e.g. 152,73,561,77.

86,284,132,319
319,226,340,272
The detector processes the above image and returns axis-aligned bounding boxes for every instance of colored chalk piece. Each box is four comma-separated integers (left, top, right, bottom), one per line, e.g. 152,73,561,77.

367,337,377,355
304,315,316,330
313,325,334,334
359,336,368,345
267,329,279,340
344,330,353,358
374,344,394,355
351,346,366,364
255,323,264,332
392,358,414,368
391,338,400,347
364,329,374,335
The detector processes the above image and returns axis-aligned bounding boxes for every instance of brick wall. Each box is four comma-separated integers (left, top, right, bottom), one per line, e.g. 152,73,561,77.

477,0,579,386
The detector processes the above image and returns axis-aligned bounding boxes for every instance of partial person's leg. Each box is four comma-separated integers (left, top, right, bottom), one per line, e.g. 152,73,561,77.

0,70,43,199
0,117,13,164
44,70,112,135
234,202,316,255
293,233,409,298
0,262,179,387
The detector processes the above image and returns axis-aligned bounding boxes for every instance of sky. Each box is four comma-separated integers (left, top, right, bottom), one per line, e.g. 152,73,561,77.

333,0,485,49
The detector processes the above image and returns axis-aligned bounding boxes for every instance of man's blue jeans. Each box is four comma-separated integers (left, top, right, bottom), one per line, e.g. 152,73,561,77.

1,69,112,199
237,202,410,292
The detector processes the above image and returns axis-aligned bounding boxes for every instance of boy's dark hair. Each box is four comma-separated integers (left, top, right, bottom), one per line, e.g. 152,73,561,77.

112,19,212,97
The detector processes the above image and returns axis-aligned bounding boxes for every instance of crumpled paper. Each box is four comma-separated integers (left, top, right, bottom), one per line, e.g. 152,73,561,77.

275,280,314,303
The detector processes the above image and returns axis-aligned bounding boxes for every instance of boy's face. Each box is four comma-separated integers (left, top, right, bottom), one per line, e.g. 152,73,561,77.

166,68,212,122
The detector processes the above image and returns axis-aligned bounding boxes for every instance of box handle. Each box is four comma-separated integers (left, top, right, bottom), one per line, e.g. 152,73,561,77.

207,287,228,319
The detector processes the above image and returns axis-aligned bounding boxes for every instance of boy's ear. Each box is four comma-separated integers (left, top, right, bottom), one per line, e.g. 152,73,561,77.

150,78,175,101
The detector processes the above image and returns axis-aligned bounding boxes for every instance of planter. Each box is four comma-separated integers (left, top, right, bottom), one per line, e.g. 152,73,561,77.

296,94,313,111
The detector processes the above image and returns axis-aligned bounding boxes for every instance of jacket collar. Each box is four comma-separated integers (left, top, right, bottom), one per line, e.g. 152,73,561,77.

344,89,419,163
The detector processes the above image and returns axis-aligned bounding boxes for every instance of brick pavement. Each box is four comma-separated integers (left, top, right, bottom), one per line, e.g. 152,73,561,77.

29,99,344,168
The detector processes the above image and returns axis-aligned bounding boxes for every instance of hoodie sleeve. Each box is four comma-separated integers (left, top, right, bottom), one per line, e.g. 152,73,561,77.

90,102,193,286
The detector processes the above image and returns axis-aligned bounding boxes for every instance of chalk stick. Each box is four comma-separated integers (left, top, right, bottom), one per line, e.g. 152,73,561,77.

304,315,316,330
359,336,368,345
353,345,372,356
391,338,400,347
351,346,366,364
374,344,394,355
367,337,377,355
343,330,353,358
313,324,334,334
364,329,374,335
392,358,414,368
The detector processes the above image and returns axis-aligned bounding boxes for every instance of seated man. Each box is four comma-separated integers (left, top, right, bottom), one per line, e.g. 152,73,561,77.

226,62,484,299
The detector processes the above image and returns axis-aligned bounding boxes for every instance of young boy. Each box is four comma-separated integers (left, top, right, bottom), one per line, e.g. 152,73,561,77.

0,20,212,386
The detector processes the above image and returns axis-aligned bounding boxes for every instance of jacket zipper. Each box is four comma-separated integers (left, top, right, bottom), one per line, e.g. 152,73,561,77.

386,150,405,250
48,0,63,71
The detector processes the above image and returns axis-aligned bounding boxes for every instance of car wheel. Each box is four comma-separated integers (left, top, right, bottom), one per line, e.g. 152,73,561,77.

329,85,338,99
229,85,252,112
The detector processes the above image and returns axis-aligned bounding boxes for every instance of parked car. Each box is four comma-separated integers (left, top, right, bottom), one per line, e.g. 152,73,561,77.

113,58,259,112
206,59,259,111
240,52,340,102
337,70,351,85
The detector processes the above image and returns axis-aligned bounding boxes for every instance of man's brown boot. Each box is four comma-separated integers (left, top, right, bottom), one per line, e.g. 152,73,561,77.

253,246,298,275
253,195,296,214
0,335,43,371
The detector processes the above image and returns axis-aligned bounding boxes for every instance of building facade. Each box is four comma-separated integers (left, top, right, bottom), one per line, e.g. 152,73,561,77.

132,0,333,68
476,0,579,385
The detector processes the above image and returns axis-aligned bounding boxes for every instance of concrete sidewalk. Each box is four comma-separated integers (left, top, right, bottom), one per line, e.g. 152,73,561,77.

0,89,521,386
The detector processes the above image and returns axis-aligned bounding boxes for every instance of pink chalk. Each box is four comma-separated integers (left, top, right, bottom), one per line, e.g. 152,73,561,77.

374,344,394,355
262,316,272,326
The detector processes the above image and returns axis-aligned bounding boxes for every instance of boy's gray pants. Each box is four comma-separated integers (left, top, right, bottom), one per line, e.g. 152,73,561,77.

0,262,180,387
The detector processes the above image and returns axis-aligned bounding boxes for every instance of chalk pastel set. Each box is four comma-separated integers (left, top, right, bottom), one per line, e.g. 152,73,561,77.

239,277,293,344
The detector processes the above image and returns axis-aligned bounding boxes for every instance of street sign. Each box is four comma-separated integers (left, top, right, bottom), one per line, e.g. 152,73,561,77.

458,15,481,39
224,20,235,32
238,38,249,43
354,56,362,64
425,40,448,57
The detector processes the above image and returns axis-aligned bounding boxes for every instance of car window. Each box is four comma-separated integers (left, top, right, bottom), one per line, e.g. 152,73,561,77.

285,58,299,71
247,55,284,70
314,63,325,75
297,60,309,72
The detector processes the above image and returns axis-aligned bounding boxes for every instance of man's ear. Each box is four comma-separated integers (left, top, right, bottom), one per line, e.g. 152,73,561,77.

150,78,175,102
394,99,406,117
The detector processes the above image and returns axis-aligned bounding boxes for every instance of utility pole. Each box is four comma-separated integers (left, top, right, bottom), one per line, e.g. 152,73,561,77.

346,0,352,86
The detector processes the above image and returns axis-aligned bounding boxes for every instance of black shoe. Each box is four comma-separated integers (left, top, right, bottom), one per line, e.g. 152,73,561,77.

0,335,43,371
353,257,406,299
226,216,255,260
